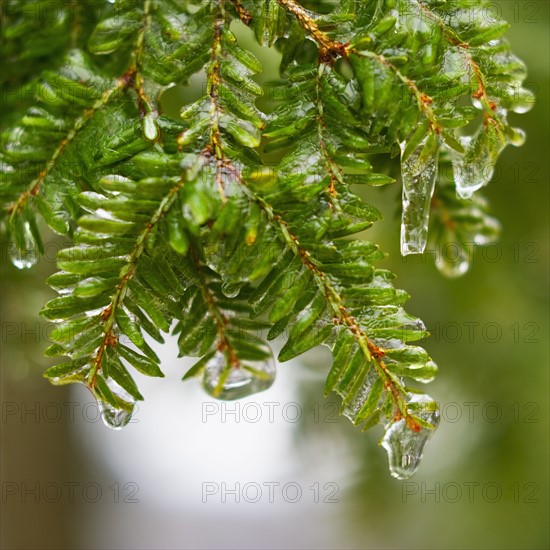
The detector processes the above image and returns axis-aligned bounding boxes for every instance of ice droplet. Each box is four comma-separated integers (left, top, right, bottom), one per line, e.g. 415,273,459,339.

508,87,535,114
97,401,134,430
10,220,39,269
202,348,276,400
449,126,506,199
221,282,243,298
142,113,159,141
400,136,439,256
435,240,470,278
508,127,526,147
382,394,440,480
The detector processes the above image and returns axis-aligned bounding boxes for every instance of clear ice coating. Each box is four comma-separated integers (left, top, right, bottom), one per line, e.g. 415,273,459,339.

449,126,507,200
400,136,439,256
97,401,135,430
202,347,276,400
381,393,440,480
341,368,379,422
10,220,39,269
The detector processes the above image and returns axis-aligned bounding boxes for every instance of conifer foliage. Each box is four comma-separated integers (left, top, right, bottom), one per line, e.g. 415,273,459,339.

1,0,531,478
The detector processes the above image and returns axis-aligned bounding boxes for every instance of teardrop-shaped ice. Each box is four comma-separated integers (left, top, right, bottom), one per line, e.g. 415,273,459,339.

508,127,526,147
435,249,470,278
10,220,39,269
435,236,470,278
97,400,134,430
221,281,243,298
450,125,506,199
400,136,439,255
382,394,440,480
142,113,159,141
202,347,276,400
508,86,535,114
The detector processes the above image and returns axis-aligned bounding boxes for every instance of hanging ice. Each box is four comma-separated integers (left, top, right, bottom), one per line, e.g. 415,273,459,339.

221,281,243,298
449,125,507,200
507,86,535,114
97,400,135,430
202,346,276,400
400,136,439,255
432,228,471,278
10,220,39,269
90,378,137,430
435,244,470,278
381,393,440,480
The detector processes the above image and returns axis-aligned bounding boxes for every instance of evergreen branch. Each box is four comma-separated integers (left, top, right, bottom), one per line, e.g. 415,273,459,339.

351,50,440,133
249,190,419,430
230,0,253,25
315,64,343,199
276,0,347,60
206,1,228,198
1,0,531,477
8,71,134,218
87,174,186,388
132,0,160,133
202,136,419,428
190,247,239,369
410,0,498,122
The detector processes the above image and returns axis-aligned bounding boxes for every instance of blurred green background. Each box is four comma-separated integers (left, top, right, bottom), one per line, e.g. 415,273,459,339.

1,1,548,548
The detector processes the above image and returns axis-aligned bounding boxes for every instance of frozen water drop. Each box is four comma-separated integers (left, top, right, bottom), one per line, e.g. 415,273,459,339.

142,113,159,141
408,360,438,384
10,220,39,269
472,216,501,245
97,401,134,430
382,394,440,480
202,348,276,400
221,282,242,298
471,98,483,110
508,87,535,114
435,243,470,278
508,127,526,147
382,419,423,480
449,126,506,199
400,136,439,256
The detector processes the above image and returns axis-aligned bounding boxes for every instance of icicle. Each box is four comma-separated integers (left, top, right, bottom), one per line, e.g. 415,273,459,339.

450,124,507,200
382,394,440,480
10,220,39,269
400,135,439,256
202,346,276,400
